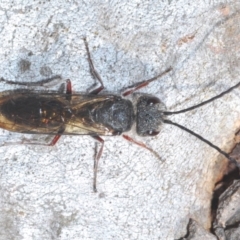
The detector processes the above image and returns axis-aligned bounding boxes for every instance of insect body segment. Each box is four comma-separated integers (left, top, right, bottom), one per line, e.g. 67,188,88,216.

0,92,135,137
82,95,134,135
0,94,71,132
137,96,166,136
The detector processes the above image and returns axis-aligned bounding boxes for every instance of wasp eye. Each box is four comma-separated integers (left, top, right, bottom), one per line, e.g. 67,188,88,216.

146,130,160,136
146,97,161,106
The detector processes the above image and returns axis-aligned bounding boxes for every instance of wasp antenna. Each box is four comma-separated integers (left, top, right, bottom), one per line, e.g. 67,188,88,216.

163,119,239,167
163,80,240,116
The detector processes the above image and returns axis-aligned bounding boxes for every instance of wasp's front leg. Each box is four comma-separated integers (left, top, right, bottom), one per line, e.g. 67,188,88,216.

122,67,172,96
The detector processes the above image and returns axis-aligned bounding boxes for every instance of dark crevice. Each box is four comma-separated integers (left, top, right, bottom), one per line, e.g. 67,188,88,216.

210,143,240,233
225,221,240,230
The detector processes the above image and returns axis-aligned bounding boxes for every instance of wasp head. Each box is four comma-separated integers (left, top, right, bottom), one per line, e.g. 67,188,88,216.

136,96,166,136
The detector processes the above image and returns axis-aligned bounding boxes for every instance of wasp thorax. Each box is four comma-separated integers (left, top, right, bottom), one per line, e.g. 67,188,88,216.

93,97,135,134
136,96,165,136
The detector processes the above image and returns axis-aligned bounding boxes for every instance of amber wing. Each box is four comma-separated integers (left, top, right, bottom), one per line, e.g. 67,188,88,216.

0,90,121,136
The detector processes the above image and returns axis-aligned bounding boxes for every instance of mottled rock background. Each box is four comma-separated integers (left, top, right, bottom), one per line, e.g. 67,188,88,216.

0,1,240,239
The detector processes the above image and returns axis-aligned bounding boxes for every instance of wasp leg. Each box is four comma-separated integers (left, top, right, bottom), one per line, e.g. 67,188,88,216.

83,38,104,95
48,134,62,146
0,75,62,87
122,134,162,161
122,67,172,96
2,126,66,147
65,79,72,101
46,125,66,146
91,135,105,192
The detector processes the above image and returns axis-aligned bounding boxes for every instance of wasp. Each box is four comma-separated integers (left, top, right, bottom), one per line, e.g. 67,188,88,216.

0,38,239,192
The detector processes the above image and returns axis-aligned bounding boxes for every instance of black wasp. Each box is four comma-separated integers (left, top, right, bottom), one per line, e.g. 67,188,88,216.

0,38,239,192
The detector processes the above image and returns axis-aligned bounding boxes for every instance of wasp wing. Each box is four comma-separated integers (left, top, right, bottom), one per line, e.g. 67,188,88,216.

0,90,122,136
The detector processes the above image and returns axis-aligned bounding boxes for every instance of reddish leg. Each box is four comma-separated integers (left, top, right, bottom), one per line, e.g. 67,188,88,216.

122,67,172,96
48,134,62,146
65,79,72,101
83,38,104,95
66,79,72,94
122,134,162,161
3,132,64,147
91,135,105,192
18,127,66,146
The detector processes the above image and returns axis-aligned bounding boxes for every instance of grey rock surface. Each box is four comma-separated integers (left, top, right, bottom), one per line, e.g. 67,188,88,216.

214,180,240,240
0,1,239,239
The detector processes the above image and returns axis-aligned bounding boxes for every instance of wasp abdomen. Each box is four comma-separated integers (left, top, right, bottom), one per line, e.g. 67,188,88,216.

1,96,72,128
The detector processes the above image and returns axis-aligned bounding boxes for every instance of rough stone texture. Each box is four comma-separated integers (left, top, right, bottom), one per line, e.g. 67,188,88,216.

215,180,240,227
225,227,240,240
214,180,240,240
181,219,217,240
0,1,240,239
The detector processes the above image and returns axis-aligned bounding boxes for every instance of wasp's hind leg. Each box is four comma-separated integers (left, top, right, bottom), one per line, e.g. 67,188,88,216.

83,38,104,95
2,125,66,147
64,79,72,101
0,75,63,87
91,135,105,192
